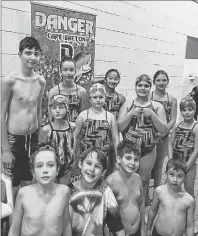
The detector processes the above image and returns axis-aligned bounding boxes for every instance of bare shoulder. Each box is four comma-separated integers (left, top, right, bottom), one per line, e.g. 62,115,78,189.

69,121,76,131
106,171,119,185
77,85,86,95
49,85,59,97
132,173,142,183
154,185,164,196
106,111,115,120
152,100,164,110
17,184,36,199
41,123,51,133
118,93,126,103
37,74,46,85
194,122,198,132
184,191,195,206
56,184,70,196
168,94,177,103
78,109,87,119
2,72,17,86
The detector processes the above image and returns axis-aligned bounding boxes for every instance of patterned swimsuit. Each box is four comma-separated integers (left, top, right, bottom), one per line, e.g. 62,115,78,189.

173,122,198,162
58,83,80,122
44,122,74,179
104,92,122,120
151,92,172,142
122,101,158,157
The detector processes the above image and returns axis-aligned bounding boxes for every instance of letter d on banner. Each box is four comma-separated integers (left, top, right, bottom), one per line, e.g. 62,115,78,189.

35,12,46,27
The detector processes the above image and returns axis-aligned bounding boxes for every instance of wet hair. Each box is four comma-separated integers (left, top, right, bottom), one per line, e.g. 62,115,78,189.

153,70,169,83
19,36,41,53
117,141,141,158
80,147,107,171
135,74,152,87
166,159,187,175
30,142,60,172
180,96,196,111
104,69,120,81
60,55,75,70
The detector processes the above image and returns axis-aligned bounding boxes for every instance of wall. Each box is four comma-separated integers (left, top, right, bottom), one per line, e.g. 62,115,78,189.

1,0,198,100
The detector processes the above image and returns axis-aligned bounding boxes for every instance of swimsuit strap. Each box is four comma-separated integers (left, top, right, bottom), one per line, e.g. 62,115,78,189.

151,91,154,100
177,121,183,128
49,123,54,141
58,83,61,94
150,100,156,113
192,122,198,130
87,109,89,119
166,92,169,102
76,84,79,97
105,111,108,120
129,100,134,111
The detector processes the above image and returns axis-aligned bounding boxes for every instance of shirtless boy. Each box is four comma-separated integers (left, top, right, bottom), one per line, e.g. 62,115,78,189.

146,159,195,236
1,36,46,197
8,144,71,236
107,141,146,236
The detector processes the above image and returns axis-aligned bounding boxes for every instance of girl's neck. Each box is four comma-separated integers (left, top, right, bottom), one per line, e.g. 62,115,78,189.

183,118,195,125
90,106,104,114
62,78,75,88
155,88,166,96
52,119,67,129
136,96,149,105
105,84,115,96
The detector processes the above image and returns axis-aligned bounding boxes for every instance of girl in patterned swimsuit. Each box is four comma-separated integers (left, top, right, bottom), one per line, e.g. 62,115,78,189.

169,97,198,197
151,70,177,188
118,74,168,202
73,83,119,182
40,95,76,185
48,55,87,123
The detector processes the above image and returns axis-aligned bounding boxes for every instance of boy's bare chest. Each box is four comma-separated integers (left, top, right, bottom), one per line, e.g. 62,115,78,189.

115,184,140,204
161,196,187,211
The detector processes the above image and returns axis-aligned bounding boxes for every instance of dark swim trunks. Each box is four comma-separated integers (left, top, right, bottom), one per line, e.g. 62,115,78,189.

110,224,141,236
152,226,163,236
7,129,39,187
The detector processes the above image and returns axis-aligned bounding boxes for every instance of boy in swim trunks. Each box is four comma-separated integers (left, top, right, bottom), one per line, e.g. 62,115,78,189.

1,36,46,199
146,159,195,236
8,144,71,236
107,141,146,236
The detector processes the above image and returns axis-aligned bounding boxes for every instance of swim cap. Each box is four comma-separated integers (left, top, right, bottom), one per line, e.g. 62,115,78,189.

89,83,106,97
49,95,69,110
135,74,152,87
180,96,196,111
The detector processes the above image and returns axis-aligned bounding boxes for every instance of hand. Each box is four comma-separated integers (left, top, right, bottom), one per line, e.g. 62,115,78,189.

2,151,15,179
146,229,152,236
130,107,142,118
142,107,153,117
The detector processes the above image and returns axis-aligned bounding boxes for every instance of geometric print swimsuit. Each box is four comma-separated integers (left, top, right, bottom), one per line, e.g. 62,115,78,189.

173,122,198,162
122,100,158,157
104,92,122,120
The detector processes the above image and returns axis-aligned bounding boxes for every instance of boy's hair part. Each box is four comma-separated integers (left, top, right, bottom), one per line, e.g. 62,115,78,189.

30,142,60,172
80,147,107,171
19,36,41,53
117,141,141,158
60,55,75,70
153,70,169,83
180,96,196,111
166,158,187,175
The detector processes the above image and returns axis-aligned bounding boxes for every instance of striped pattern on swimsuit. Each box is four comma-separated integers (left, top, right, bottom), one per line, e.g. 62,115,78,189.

104,92,122,120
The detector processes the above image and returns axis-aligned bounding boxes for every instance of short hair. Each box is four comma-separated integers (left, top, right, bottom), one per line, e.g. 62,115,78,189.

153,70,169,83
117,141,141,158
104,69,120,80
180,96,196,111
80,147,107,171
19,36,41,53
60,55,75,70
166,159,187,175
30,142,60,172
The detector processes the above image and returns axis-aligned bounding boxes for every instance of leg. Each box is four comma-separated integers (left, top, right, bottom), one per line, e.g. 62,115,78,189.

184,164,196,198
153,136,169,189
138,148,156,203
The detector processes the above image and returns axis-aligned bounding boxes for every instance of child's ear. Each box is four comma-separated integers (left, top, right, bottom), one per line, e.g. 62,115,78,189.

116,155,121,164
78,161,82,169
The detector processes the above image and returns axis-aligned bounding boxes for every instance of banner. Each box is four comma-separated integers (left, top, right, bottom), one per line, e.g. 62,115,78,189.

31,3,96,123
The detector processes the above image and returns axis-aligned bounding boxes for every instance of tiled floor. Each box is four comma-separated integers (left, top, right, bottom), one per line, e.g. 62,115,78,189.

148,157,198,234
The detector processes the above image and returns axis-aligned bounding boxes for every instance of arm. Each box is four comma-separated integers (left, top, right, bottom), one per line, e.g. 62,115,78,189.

146,188,160,234
39,125,50,143
186,199,195,236
150,103,168,135
167,97,177,132
8,189,24,236
115,229,125,236
110,113,120,156
119,93,126,106
139,180,146,236
168,124,177,160
186,125,198,171
1,75,15,168
73,112,84,157
62,188,72,236
79,87,88,112
37,76,46,129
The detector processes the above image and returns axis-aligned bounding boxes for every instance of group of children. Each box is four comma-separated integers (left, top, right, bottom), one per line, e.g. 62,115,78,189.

1,36,198,236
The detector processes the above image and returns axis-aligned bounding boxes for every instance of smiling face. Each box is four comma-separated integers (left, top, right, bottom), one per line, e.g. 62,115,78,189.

154,73,169,91
166,167,185,189
117,151,140,174
19,47,41,69
33,150,57,185
105,71,120,89
181,106,195,121
135,80,151,97
60,61,75,81
79,151,104,188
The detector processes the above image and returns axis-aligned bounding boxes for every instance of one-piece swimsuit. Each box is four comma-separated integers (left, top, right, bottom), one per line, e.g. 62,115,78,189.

104,92,122,120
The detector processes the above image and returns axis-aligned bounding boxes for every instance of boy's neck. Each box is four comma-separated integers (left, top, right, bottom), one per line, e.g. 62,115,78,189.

20,64,34,77
105,84,115,96
62,78,75,88
166,183,182,194
80,178,96,190
119,167,133,180
36,182,56,195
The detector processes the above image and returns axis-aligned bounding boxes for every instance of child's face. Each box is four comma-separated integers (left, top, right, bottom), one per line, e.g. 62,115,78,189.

135,81,151,97
89,91,105,109
61,61,75,80
166,167,185,189
19,47,41,69
79,151,104,188
50,104,67,120
33,150,57,185
181,106,195,121
117,151,140,174
154,74,169,90
105,71,120,89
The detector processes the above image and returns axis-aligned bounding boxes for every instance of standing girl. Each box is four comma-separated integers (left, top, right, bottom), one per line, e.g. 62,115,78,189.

40,95,75,185
48,56,87,123
73,83,119,182
151,70,177,188
168,96,198,198
117,74,167,202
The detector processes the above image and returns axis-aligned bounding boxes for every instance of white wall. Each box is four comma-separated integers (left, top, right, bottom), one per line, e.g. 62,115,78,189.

1,1,198,100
